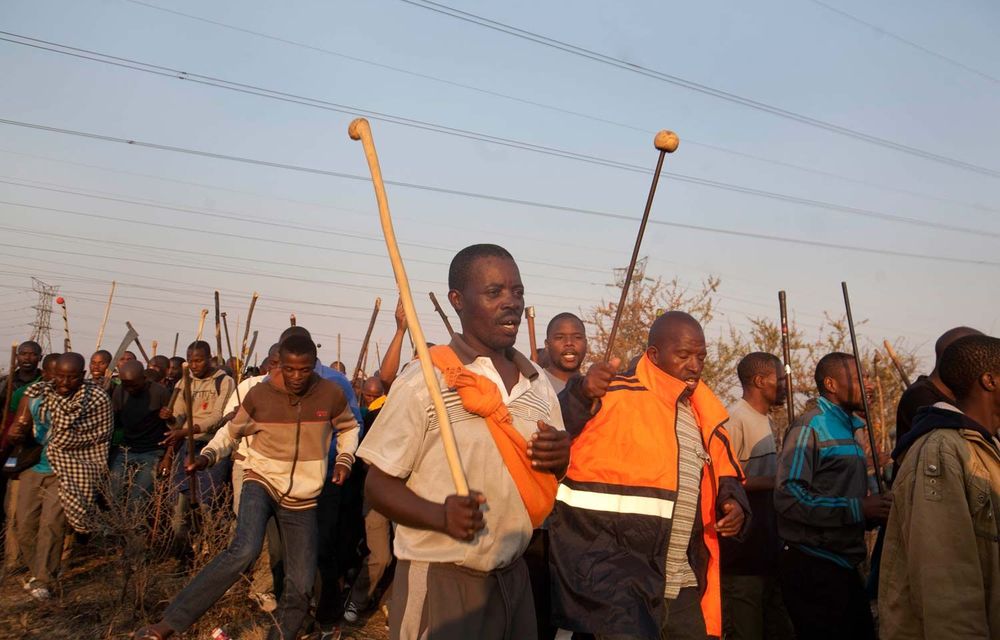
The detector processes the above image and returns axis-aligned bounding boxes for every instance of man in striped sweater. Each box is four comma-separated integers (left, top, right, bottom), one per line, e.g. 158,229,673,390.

134,334,359,640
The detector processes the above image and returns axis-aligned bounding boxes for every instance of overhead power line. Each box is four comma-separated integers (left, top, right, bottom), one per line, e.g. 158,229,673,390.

395,0,1000,179
123,0,1000,217
808,0,1000,86
0,33,996,238
0,118,997,269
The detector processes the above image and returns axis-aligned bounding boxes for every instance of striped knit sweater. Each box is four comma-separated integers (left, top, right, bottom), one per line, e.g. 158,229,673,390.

202,373,359,510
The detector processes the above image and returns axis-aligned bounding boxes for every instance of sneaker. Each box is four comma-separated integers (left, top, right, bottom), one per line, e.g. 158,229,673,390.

251,591,278,613
29,585,51,600
342,601,360,623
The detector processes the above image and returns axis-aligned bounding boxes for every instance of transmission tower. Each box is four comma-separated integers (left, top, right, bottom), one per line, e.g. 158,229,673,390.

30,277,56,354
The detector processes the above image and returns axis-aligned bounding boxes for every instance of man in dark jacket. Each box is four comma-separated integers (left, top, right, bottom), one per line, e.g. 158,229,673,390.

110,360,171,502
895,326,981,440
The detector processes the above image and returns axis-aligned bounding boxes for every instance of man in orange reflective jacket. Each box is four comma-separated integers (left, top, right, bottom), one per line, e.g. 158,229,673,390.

549,311,751,640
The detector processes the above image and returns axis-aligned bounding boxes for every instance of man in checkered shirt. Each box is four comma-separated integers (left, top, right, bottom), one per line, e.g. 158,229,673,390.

22,352,114,535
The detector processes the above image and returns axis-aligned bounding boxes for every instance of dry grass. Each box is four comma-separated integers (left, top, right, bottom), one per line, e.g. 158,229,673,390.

0,466,390,639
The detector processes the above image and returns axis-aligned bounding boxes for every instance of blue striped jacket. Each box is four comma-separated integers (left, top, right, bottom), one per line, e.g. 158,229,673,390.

775,396,870,568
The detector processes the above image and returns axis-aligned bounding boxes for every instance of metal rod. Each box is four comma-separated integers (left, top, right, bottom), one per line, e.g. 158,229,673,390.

778,291,795,427
842,282,885,494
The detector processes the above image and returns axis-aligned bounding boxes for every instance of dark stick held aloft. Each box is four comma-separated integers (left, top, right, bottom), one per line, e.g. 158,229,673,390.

354,297,381,383
841,281,885,495
778,291,795,429
601,130,678,363
429,291,455,337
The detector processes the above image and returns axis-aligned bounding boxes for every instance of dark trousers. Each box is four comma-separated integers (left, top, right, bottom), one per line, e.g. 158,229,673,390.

315,465,366,623
721,574,795,640
162,481,318,640
524,529,555,640
778,545,875,640
590,587,706,640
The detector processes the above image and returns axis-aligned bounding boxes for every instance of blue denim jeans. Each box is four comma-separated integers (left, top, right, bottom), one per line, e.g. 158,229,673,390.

162,481,318,639
109,448,163,504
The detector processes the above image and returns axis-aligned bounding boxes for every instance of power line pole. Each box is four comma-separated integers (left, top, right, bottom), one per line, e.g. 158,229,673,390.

30,277,56,354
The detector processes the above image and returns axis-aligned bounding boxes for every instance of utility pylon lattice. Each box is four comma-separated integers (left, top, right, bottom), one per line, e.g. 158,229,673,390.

30,277,56,354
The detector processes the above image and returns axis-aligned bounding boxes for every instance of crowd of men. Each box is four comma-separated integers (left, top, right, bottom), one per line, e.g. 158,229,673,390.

0,243,997,640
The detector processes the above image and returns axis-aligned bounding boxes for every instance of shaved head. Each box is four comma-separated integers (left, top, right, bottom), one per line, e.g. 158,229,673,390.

648,311,702,349
54,352,86,396
119,360,145,382
57,352,85,373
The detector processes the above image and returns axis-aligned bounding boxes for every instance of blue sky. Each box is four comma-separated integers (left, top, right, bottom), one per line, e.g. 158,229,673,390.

0,0,997,371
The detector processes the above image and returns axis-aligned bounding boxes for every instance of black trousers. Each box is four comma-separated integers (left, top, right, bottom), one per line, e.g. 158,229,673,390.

778,545,875,640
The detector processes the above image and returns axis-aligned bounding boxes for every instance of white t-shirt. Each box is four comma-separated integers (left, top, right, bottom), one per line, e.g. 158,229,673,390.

357,348,564,572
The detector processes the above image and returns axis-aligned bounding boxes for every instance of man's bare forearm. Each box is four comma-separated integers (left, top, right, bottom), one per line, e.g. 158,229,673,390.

365,465,444,533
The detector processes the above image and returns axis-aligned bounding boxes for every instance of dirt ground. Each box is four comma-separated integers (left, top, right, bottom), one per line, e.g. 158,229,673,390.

0,547,389,640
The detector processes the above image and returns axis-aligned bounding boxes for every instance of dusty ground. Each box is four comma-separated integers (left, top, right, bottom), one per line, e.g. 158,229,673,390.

0,548,389,640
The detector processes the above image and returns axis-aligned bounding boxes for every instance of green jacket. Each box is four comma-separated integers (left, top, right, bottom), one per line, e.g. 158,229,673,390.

878,404,1000,640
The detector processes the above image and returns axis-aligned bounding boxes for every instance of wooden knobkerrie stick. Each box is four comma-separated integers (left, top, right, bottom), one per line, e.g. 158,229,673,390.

214,291,223,366
239,293,259,369
1,343,16,440
289,314,297,327
883,339,912,388
195,309,209,342
429,292,455,337
59,298,71,352
350,117,469,496
354,297,382,383
95,280,116,351
151,340,158,357
181,363,200,508
525,306,538,363
601,129,678,364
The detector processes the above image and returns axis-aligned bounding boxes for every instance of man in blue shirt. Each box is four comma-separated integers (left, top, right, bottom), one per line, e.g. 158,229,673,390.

775,352,892,640
12,354,63,599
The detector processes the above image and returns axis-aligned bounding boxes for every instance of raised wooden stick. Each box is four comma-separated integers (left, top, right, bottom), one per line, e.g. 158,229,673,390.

244,331,259,376
602,130,678,363
289,313,296,327
873,352,889,452
195,309,209,341
350,117,469,495
1,343,17,436
353,297,382,384
181,363,199,508
95,280,116,351
882,339,912,388
337,333,341,363
525,306,538,363
214,291,223,366
151,340,158,358
220,313,233,360
239,293,259,366
172,332,179,357
57,296,71,352
428,292,455,337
